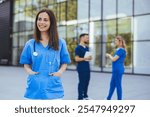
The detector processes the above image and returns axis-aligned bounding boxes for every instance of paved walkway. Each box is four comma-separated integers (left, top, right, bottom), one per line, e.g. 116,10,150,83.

0,66,150,100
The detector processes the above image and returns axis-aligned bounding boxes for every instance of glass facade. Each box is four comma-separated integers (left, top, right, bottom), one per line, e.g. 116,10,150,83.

11,0,150,75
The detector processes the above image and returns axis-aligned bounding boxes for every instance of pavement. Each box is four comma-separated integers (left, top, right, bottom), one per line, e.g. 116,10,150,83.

0,66,150,100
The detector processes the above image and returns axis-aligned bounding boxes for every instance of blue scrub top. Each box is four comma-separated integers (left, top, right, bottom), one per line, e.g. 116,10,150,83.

112,48,126,73
75,45,90,72
20,39,71,99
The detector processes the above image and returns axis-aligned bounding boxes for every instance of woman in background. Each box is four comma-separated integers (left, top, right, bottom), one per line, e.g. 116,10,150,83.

106,36,126,100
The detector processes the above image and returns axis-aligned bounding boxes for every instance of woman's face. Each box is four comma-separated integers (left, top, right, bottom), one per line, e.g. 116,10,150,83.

115,38,120,47
37,12,50,32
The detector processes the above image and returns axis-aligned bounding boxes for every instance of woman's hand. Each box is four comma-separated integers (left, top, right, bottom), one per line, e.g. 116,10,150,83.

106,53,119,62
49,64,67,77
28,70,39,75
49,71,62,77
106,53,111,58
24,64,38,75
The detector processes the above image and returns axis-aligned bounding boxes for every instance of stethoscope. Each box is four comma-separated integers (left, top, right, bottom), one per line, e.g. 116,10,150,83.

33,41,38,56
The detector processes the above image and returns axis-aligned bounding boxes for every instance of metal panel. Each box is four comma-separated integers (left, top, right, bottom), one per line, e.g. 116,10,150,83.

0,0,11,65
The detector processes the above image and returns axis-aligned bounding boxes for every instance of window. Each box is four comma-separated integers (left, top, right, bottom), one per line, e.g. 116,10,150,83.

118,0,132,17
133,41,150,74
118,17,133,69
77,0,89,20
103,0,116,19
135,0,150,15
90,0,101,20
134,15,150,40
89,21,102,70
66,24,77,64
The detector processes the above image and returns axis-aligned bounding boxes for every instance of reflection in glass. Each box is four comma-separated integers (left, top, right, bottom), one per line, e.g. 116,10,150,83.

26,0,33,10
134,15,150,40
89,21,101,70
25,11,34,31
19,32,26,47
60,2,66,21
118,18,132,68
78,0,89,20
12,33,18,47
118,0,132,17
103,20,116,71
41,0,49,7
103,0,116,19
90,21,101,43
134,41,150,74
32,0,40,10
14,0,19,13
77,23,89,36
66,25,77,64
67,0,77,21
48,4,57,15
13,14,19,32
103,20,116,43
90,0,101,20
19,0,26,12
56,3,60,22
48,0,55,4
89,43,101,71
18,13,26,32
58,26,66,39
135,0,150,15
12,48,18,65
103,43,112,72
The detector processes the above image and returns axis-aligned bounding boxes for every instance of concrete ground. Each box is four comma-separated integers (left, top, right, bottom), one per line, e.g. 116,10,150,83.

0,66,150,100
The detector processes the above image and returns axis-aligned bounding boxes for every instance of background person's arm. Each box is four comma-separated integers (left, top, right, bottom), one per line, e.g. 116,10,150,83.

106,53,119,62
75,55,92,62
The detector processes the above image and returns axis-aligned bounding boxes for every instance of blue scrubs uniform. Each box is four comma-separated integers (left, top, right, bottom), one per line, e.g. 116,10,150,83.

20,39,70,99
75,45,90,100
107,48,126,100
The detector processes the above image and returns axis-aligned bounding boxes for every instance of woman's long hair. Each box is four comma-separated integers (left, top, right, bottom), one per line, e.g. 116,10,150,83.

34,8,59,50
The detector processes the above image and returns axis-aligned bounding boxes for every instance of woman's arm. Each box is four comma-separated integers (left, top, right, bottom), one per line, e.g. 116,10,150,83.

75,55,92,62
49,64,68,77
106,53,119,62
24,64,38,75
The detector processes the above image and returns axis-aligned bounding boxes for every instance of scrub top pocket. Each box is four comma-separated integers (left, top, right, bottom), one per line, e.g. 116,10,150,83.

46,76,63,92
27,74,39,90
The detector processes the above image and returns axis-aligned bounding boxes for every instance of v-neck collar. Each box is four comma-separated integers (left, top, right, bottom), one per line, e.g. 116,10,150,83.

39,42,49,49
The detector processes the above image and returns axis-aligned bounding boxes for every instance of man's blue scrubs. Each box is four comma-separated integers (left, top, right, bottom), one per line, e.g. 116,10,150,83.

20,39,70,99
107,48,126,100
75,45,90,100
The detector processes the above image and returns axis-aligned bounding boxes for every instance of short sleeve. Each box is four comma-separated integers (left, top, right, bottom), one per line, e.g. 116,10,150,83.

116,48,125,57
60,39,71,64
75,46,81,56
20,41,32,65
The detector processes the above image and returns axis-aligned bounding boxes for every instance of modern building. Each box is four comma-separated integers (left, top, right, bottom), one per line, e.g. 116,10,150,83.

0,0,150,75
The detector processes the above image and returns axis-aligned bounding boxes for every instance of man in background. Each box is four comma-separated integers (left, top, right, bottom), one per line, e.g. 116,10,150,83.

75,33,92,100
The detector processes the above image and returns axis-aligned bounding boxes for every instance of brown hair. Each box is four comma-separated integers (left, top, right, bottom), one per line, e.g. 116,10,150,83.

34,8,59,50
116,36,127,51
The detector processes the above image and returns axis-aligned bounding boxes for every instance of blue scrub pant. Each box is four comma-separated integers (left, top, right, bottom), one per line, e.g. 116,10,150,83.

78,71,90,100
107,71,123,100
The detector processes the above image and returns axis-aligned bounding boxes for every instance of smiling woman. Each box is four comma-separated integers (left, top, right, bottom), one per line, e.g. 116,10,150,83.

19,8,71,100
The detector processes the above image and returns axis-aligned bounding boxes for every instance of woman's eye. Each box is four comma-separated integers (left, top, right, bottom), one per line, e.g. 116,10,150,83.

38,18,42,21
44,19,48,21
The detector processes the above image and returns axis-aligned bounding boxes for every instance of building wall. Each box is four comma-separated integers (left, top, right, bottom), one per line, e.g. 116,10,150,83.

0,0,12,65
3,0,150,75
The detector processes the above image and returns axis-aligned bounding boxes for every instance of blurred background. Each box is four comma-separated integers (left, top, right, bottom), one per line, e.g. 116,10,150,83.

0,0,150,75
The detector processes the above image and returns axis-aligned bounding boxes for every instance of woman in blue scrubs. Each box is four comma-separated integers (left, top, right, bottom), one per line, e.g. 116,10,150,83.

20,8,71,100
106,36,126,100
